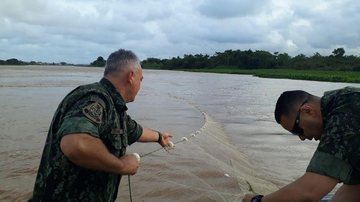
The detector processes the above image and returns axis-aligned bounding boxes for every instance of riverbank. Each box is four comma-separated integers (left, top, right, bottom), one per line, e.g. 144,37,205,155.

3,65,360,83
174,68,360,83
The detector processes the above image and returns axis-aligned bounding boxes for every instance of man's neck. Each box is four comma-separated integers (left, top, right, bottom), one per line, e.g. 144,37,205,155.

103,75,128,103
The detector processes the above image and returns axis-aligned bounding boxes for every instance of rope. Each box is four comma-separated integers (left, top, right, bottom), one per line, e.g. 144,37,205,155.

139,137,189,157
128,175,133,202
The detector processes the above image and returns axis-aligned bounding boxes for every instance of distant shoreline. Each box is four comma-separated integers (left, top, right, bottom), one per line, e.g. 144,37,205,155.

2,65,360,83
173,68,360,84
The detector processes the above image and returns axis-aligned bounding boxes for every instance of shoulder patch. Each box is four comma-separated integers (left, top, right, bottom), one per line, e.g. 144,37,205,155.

82,102,104,124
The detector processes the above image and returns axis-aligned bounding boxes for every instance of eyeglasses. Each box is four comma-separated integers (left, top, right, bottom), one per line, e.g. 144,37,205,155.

291,100,308,136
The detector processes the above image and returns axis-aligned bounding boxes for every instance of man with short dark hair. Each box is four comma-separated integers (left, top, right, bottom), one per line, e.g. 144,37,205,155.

243,86,360,202
29,49,172,202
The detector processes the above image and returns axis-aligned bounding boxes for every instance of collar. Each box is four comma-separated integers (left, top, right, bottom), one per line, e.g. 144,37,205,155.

100,77,128,111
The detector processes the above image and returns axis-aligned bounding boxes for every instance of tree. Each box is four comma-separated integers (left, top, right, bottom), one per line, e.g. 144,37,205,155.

141,57,164,69
90,56,106,67
332,48,345,58
276,53,291,67
6,58,23,65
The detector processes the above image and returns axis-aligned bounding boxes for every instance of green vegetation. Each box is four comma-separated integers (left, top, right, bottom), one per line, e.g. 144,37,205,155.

0,58,71,66
0,56,105,67
141,47,360,83
184,68,360,83
90,56,106,67
142,48,360,71
0,58,27,65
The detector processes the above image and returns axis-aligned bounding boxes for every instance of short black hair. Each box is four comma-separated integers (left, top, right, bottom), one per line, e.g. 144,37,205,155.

274,90,311,124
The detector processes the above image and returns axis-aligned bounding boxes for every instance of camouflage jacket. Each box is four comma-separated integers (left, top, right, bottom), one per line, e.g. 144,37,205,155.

30,78,143,201
307,86,360,184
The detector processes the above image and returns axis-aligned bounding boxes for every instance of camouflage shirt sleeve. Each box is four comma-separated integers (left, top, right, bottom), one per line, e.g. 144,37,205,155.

307,87,360,184
57,94,106,139
125,114,143,145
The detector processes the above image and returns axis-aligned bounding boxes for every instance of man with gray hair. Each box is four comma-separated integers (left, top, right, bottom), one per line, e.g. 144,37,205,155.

29,49,172,202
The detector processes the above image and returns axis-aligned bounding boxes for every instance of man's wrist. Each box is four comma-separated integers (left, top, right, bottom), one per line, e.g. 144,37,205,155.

157,131,163,143
251,195,263,202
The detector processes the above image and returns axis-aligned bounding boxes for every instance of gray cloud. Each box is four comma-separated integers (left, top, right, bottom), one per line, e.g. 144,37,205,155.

197,0,271,19
0,0,359,64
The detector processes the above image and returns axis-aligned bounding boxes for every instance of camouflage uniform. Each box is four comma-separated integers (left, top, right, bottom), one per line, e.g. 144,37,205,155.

307,87,360,184
30,78,143,202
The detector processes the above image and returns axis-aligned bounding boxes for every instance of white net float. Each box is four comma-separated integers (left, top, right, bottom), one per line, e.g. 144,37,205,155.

167,141,175,148
132,153,141,163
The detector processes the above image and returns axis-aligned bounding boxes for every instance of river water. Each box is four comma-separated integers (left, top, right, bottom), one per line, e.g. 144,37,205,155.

1,65,359,201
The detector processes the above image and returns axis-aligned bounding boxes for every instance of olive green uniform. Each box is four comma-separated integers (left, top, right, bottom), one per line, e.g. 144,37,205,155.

30,78,143,202
307,87,360,184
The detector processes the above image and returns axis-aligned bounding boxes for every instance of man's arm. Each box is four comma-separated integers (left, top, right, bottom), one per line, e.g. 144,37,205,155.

243,172,338,202
60,133,139,175
137,128,172,147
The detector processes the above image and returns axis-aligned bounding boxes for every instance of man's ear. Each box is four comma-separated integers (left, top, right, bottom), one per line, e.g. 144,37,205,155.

126,70,135,84
301,104,317,117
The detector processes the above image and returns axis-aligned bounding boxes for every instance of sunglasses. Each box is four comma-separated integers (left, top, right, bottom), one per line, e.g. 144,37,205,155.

291,100,308,136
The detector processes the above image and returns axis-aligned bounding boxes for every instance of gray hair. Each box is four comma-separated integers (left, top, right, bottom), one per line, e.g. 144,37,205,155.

104,49,141,76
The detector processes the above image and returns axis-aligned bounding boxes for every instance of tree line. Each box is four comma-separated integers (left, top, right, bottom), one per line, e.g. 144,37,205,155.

0,58,28,65
1,56,103,66
0,58,71,66
2,48,360,71
141,48,360,71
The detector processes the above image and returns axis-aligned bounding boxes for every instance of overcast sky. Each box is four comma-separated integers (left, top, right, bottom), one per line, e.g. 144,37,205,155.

0,0,359,64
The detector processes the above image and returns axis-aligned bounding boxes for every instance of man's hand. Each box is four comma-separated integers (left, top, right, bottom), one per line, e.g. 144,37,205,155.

243,194,256,202
118,154,139,175
158,132,173,147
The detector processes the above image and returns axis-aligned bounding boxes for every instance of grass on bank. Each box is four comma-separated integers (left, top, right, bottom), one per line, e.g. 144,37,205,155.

176,68,360,83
